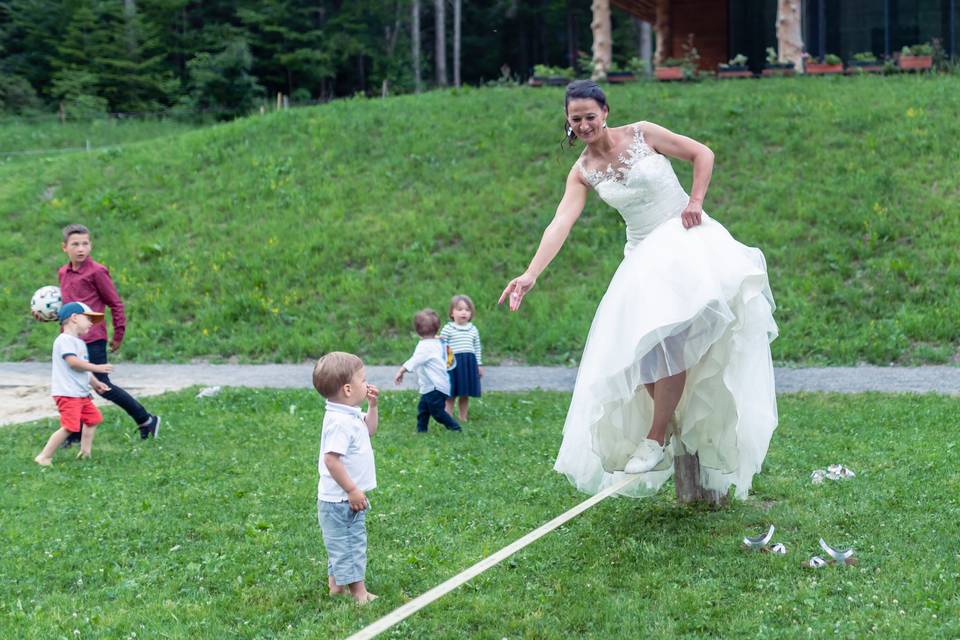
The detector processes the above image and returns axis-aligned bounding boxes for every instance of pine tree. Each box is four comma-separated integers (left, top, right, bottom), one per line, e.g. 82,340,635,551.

51,0,178,115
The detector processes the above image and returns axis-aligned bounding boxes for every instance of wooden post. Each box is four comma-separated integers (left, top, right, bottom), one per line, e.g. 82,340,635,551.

654,0,670,67
59,102,66,124
590,0,612,81
673,438,727,507
776,0,804,72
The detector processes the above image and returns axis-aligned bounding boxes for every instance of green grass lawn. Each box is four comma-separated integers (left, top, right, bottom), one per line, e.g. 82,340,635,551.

0,116,201,161
2,390,958,639
2,75,960,366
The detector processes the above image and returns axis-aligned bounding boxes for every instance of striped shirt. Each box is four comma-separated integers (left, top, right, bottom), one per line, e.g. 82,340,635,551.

439,322,483,365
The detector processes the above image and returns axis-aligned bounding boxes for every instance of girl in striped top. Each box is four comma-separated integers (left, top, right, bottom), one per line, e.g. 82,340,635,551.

440,294,483,421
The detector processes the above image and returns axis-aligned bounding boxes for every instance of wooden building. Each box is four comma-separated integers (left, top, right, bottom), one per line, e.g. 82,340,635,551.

612,0,957,72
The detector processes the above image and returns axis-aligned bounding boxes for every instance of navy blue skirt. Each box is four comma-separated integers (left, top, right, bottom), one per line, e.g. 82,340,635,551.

449,352,482,397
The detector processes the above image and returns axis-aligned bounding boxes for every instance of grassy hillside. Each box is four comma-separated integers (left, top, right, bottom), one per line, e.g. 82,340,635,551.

2,75,959,365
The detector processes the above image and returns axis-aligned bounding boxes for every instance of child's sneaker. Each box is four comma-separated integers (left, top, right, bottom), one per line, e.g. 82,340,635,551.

139,415,161,440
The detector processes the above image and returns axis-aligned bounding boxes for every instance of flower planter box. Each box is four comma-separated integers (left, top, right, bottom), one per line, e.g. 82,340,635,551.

606,71,636,84
805,62,844,75
547,76,571,86
717,66,753,79
899,55,933,70
655,66,684,81
845,61,884,74
761,65,795,77
528,76,546,87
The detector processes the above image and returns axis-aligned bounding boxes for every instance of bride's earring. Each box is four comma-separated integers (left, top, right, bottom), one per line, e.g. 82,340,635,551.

566,125,574,137
603,122,608,129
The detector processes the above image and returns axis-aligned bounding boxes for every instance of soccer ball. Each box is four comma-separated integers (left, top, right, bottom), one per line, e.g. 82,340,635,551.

31,285,62,322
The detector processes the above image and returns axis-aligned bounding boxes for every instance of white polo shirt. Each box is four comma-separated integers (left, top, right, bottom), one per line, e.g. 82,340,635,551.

318,401,376,503
402,338,451,395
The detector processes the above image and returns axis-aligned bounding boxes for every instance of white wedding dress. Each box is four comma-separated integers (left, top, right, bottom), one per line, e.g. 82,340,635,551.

553,123,778,499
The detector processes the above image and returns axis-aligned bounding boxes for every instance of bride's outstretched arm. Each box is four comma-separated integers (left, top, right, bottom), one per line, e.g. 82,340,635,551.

641,121,714,229
498,167,589,311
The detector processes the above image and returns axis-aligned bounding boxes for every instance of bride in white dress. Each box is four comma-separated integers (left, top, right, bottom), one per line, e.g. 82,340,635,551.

499,81,778,499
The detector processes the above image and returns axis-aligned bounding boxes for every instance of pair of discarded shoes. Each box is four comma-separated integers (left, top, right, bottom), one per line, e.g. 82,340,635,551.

743,526,857,567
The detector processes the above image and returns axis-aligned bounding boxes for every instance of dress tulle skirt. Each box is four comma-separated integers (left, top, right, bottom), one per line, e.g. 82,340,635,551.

554,214,779,499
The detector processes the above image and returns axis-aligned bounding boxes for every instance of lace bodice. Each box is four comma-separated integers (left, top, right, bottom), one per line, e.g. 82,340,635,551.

578,123,691,255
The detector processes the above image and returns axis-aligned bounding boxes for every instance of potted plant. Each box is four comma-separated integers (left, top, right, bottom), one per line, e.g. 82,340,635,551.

529,64,549,86
548,65,574,85
899,43,933,70
806,53,844,75
529,64,574,87
656,34,700,81
718,54,752,79
606,61,635,84
846,51,883,73
761,47,795,76
655,58,685,81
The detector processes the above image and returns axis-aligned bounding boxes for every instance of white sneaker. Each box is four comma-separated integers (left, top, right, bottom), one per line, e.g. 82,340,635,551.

624,438,667,474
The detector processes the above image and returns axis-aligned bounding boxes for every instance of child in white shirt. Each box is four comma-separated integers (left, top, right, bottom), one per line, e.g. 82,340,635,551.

394,309,462,433
314,351,380,604
35,302,112,465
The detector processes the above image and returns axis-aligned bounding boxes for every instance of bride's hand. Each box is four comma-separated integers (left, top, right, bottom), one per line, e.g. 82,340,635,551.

681,199,703,229
498,273,537,311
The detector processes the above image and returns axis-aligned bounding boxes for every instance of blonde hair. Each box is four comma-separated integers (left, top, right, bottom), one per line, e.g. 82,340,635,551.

312,351,364,398
448,294,475,320
413,309,440,337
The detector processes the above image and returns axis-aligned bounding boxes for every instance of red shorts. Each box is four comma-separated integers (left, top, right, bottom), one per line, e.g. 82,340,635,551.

54,396,103,432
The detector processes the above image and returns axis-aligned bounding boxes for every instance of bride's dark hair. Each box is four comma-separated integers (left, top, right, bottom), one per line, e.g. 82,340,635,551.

563,80,608,147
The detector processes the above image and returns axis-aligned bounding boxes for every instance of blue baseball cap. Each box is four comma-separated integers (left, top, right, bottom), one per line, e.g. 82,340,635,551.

59,301,105,324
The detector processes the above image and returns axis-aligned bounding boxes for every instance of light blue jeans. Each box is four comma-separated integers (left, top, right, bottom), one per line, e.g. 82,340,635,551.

318,500,368,586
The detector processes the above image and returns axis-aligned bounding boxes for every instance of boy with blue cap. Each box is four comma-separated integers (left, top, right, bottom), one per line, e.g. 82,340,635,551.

34,302,114,465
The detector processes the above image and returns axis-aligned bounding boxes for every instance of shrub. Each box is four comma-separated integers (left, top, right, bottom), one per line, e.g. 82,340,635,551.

0,73,42,114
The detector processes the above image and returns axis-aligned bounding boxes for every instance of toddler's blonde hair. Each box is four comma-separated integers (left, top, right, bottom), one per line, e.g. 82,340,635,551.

313,351,364,398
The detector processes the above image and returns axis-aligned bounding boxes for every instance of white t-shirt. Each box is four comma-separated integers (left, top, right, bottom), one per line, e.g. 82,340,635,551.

402,338,451,395
51,333,92,397
318,401,376,503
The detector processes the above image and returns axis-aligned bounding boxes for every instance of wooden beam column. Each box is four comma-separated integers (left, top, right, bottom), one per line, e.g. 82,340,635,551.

654,0,671,66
